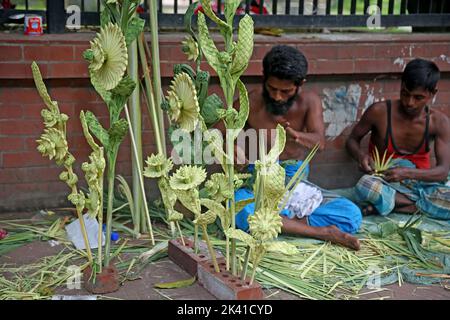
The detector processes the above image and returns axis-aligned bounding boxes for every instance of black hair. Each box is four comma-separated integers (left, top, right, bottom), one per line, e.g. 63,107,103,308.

262,45,308,86
402,58,440,92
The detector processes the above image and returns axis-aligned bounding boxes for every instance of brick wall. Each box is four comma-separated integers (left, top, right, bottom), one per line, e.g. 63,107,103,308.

0,32,449,212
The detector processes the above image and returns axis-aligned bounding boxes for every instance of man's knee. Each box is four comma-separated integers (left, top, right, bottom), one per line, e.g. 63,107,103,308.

355,174,383,203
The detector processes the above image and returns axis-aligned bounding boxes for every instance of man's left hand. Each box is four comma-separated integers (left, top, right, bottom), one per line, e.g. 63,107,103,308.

383,167,411,182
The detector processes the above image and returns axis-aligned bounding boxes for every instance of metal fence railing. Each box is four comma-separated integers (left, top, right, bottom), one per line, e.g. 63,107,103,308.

1,0,450,33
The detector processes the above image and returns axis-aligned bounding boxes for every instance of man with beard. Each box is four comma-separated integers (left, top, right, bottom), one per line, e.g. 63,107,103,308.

346,59,450,219
233,45,362,250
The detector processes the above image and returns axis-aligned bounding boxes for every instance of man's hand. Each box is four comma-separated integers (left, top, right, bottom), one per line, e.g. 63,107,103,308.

358,153,374,174
383,167,411,182
278,120,300,143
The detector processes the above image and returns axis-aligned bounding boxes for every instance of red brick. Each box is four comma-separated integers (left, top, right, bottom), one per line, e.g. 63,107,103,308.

337,46,374,59
426,44,450,58
2,151,51,168
252,44,272,60
0,104,23,119
74,45,91,61
0,88,42,104
23,45,74,61
22,103,47,119
0,62,42,79
1,45,23,61
0,167,62,184
313,59,354,75
244,60,263,76
0,119,43,136
48,46,75,61
354,59,393,74
300,45,338,60
23,46,50,61
434,59,450,73
0,137,24,151
375,44,409,58
48,62,89,78
49,87,98,103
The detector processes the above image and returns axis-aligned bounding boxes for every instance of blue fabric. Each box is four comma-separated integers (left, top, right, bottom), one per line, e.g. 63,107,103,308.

235,160,362,234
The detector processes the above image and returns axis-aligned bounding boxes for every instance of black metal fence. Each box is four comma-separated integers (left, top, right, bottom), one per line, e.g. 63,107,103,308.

1,0,449,33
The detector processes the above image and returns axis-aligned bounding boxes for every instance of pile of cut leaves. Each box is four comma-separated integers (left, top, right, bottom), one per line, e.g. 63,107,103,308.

1,203,449,300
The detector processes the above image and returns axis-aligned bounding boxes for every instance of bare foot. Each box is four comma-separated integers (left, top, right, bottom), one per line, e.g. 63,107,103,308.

323,225,361,251
362,204,378,216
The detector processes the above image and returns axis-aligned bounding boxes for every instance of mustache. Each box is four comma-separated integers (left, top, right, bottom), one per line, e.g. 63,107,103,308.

263,85,298,116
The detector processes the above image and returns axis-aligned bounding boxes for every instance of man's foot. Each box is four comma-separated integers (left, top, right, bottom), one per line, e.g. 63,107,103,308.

362,204,377,216
323,225,361,251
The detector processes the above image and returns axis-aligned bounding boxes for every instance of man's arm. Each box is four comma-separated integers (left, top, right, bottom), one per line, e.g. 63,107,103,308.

346,104,380,173
282,93,325,150
384,114,450,182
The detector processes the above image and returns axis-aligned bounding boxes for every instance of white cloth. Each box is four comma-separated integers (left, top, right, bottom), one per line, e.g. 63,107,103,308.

282,181,323,219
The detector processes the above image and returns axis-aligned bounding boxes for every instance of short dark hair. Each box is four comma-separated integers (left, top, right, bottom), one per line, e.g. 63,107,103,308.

402,58,440,92
263,45,308,86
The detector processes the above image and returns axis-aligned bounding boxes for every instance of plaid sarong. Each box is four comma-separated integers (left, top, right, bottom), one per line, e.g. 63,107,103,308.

355,159,450,220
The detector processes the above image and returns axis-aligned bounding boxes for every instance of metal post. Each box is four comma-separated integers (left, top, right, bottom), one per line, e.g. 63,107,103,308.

46,0,66,33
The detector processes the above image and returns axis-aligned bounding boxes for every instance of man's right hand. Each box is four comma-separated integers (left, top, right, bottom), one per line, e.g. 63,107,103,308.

358,153,374,174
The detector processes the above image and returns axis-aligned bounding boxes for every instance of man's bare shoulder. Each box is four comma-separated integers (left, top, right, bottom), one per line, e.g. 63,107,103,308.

300,90,321,105
362,101,386,119
430,108,450,133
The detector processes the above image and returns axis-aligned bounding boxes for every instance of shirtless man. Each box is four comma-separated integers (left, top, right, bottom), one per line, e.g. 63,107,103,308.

346,58,450,219
233,45,362,250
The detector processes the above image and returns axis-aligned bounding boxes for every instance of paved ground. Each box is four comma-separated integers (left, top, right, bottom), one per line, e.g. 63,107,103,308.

1,211,449,300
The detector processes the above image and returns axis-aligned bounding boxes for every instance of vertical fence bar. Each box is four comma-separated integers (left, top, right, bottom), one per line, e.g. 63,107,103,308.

286,0,291,14
46,0,66,33
416,0,420,12
159,0,163,13
313,0,318,15
81,0,85,13
441,0,446,13
351,0,357,14
25,0,29,10
364,0,370,12
377,0,383,12
259,0,264,14
429,0,433,13
337,0,344,14
97,0,100,12
174,0,178,14
299,0,304,15
273,0,277,14
245,0,251,14
217,0,222,14
400,0,407,13
326,0,331,15
388,0,395,14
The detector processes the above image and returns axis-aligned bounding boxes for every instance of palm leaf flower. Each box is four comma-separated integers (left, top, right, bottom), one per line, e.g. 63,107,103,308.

166,72,200,132
32,62,94,265
372,146,395,176
143,153,185,243
143,153,173,178
169,165,206,191
248,208,283,243
169,165,207,253
84,22,128,91
182,35,199,61
36,128,68,165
